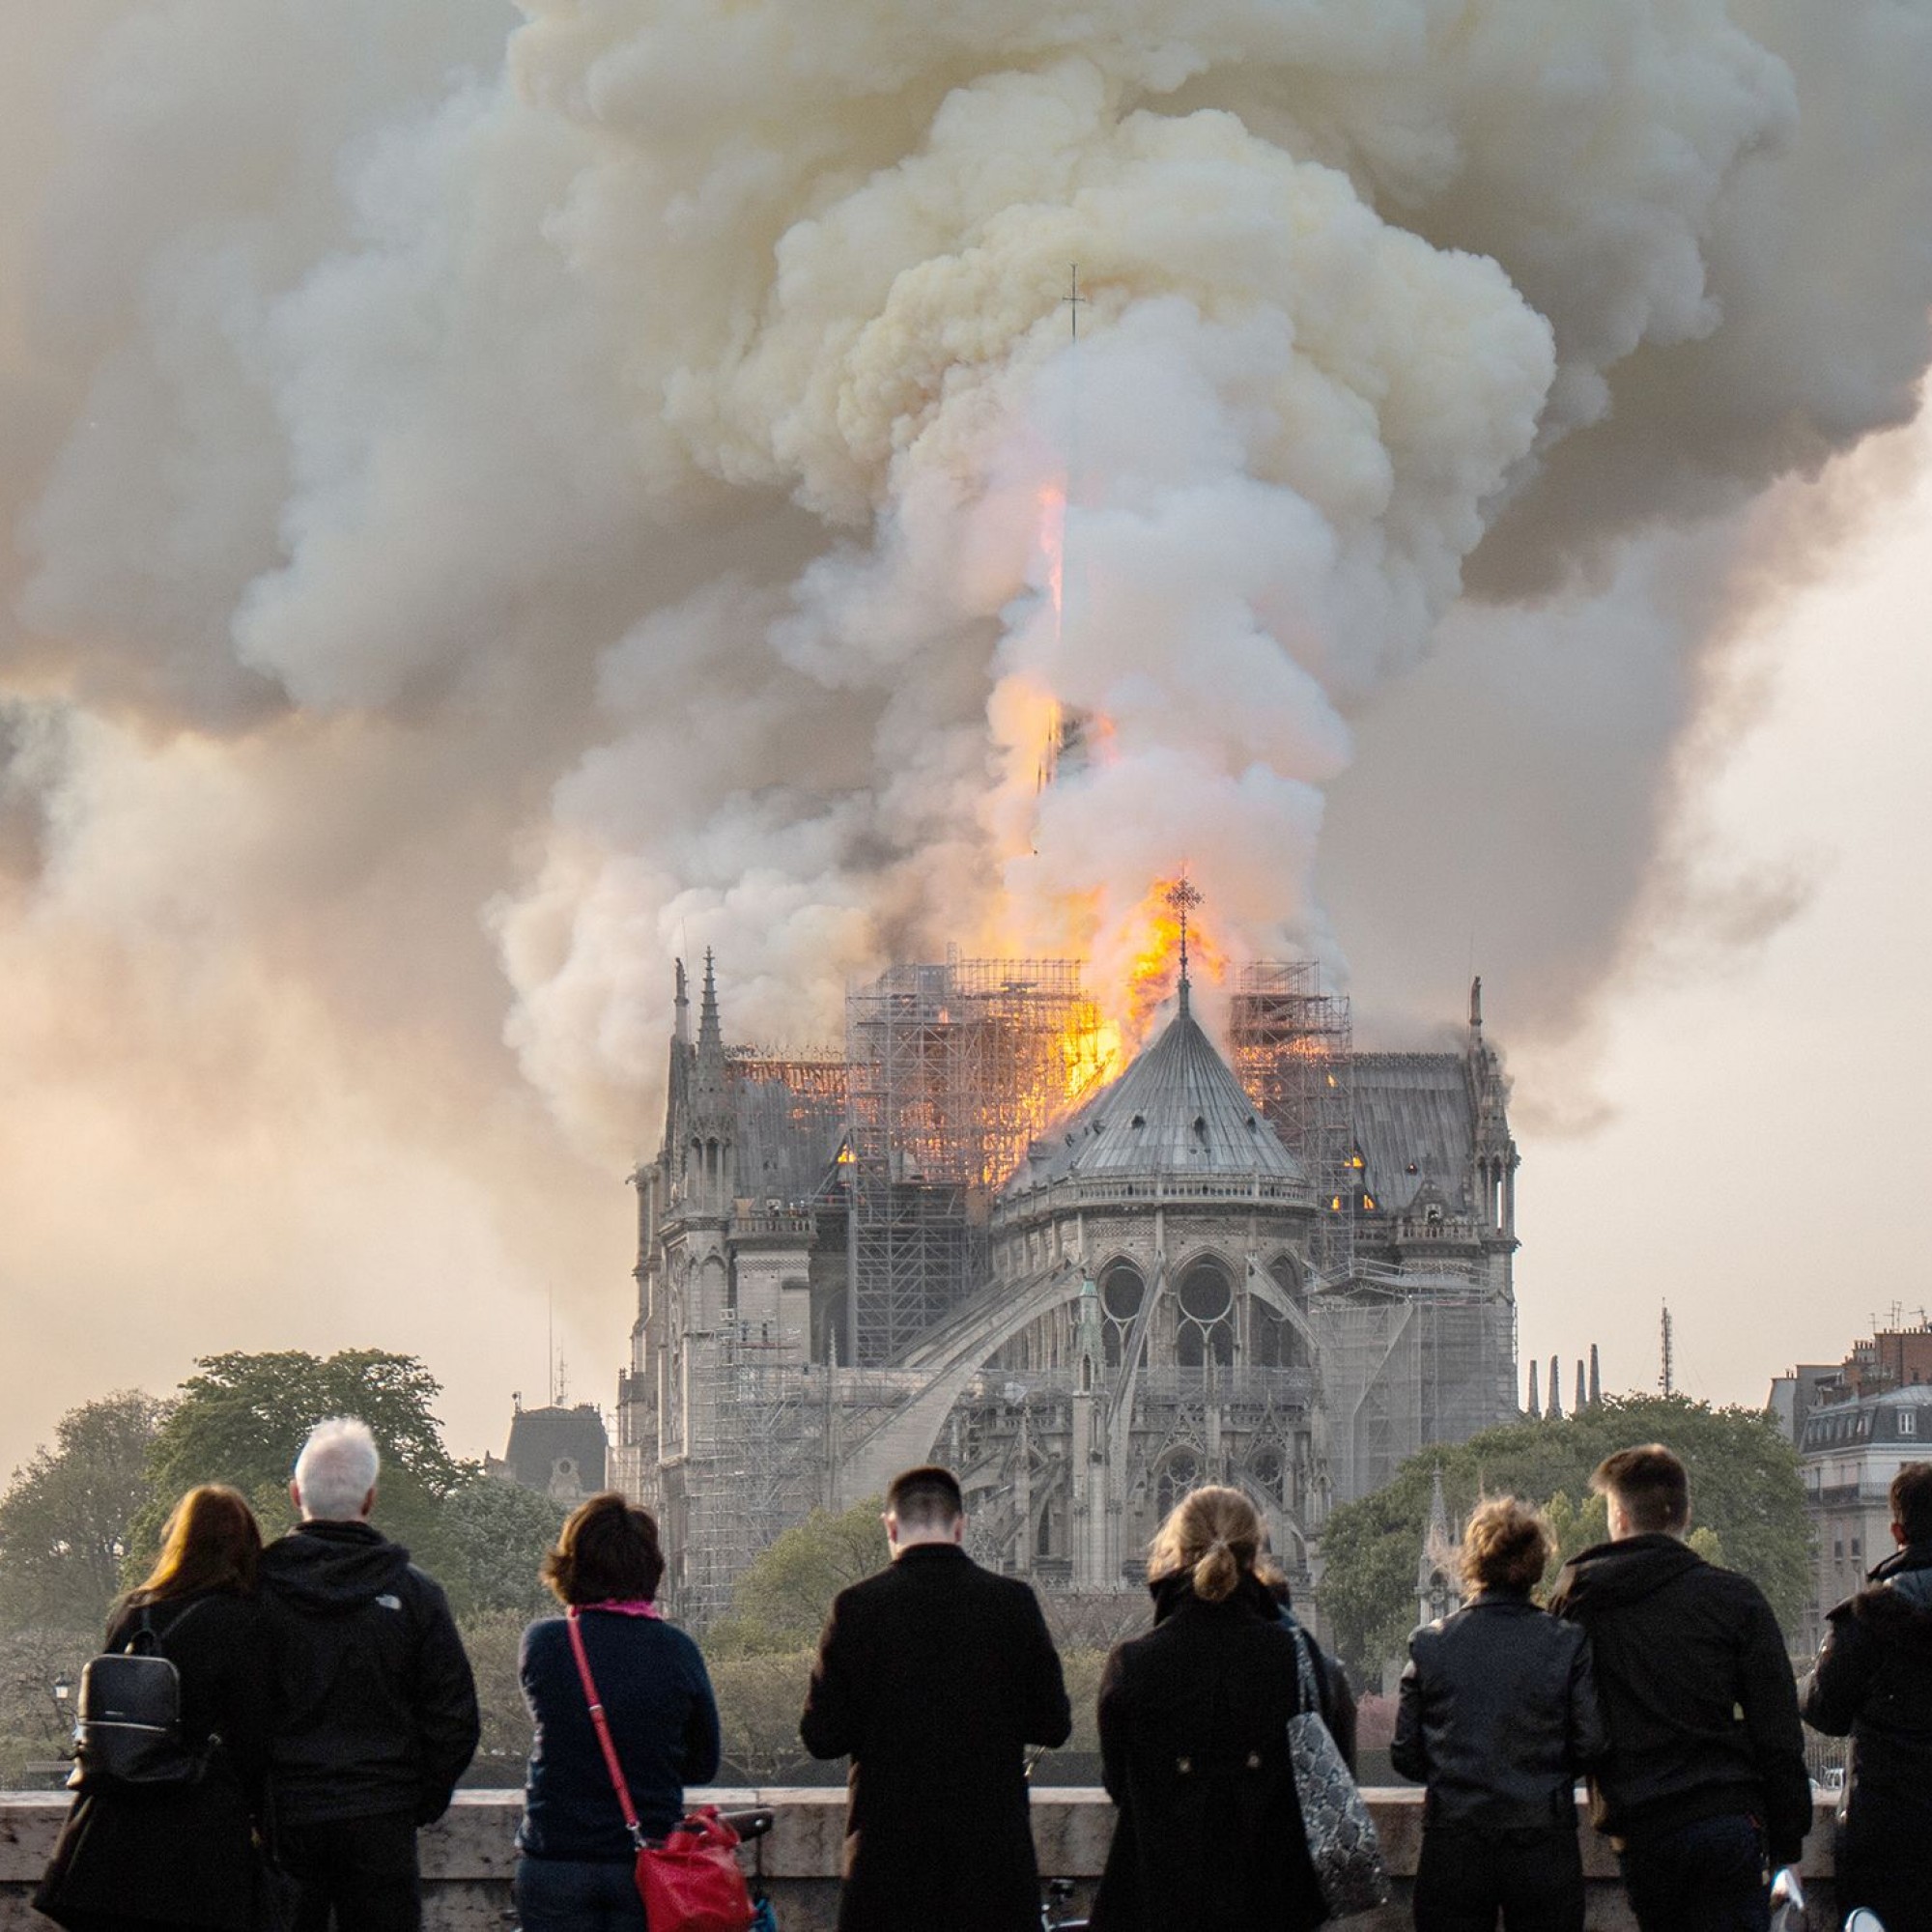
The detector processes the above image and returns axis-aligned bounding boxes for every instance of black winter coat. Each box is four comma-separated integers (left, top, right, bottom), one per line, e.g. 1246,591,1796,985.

259,1520,479,1828
799,1542,1071,1932
35,1589,276,1932
1091,1576,1352,1932
1391,1591,1606,1833
1802,1543,1932,1854
1548,1533,1811,1865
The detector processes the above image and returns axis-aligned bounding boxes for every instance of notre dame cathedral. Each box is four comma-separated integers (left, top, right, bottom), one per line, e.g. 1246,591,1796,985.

611,929,1519,1622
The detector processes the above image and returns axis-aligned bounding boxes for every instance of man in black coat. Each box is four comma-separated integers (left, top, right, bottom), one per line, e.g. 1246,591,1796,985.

261,1417,480,1932
1548,1443,1811,1932
800,1464,1071,1932
1803,1460,1932,1932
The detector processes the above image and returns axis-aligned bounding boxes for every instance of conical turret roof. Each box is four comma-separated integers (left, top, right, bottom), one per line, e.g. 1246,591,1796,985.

1006,1002,1306,1194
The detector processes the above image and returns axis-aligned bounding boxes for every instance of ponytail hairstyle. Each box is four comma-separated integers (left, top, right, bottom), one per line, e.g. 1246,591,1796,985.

1146,1486,1263,1605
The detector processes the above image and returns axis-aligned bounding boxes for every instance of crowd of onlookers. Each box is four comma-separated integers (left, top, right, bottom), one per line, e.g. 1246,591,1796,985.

26,1418,1932,1932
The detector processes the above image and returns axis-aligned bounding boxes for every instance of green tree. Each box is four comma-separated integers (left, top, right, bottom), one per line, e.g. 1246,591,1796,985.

459,1606,537,1788
133,1350,469,1584
706,1497,887,1656
440,1477,568,1619
0,1392,168,1633
1317,1394,1808,1678
710,1652,818,1780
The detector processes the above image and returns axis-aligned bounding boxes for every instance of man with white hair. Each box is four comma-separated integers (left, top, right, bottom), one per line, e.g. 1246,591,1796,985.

261,1417,479,1932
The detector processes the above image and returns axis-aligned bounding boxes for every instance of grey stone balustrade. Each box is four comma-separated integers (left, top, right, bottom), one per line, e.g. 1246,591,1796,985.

0,1787,1840,1929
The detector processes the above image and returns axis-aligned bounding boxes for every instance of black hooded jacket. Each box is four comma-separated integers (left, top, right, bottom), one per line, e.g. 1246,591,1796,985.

1803,1543,1932,1848
260,1519,480,1828
1547,1533,1810,1864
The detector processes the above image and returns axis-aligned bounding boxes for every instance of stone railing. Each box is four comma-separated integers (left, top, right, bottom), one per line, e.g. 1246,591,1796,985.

0,1788,1840,1930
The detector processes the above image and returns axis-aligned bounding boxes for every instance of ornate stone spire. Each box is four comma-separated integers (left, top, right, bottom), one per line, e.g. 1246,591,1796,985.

691,949,732,1133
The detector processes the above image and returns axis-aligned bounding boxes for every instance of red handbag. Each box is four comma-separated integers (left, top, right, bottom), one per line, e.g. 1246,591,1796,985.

565,1608,755,1932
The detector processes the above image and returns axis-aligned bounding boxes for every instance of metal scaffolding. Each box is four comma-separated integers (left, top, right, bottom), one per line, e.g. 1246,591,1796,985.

844,957,1108,1365
678,1338,925,1623
1230,962,1356,1282
1310,1265,1515,1506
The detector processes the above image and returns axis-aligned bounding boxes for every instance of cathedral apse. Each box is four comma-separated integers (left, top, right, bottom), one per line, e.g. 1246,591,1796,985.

613,887,1519,1624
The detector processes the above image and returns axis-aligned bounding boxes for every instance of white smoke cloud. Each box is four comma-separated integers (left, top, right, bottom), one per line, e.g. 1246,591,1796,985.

0,0,1929,1471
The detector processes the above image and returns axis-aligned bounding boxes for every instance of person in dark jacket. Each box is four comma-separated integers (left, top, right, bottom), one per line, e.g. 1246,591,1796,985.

515,1491,721,1932
1092,1485,1353,1932
36,1485,277,1932
260,1416,479,1932
1393,1495,1606,1932
800,1464,1071,1932
1547,1443,1811,1932
1803,1460,1932,1932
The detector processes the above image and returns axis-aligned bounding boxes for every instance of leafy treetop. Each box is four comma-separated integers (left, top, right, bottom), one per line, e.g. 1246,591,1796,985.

706,1497,887,1655
134,1350,479,1595
1316,1393,1807,1679
0,1391,169,1633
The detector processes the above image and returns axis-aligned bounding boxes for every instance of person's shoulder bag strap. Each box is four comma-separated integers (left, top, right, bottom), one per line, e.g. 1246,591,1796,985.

564,1607,647,1850
126,1595,211,1655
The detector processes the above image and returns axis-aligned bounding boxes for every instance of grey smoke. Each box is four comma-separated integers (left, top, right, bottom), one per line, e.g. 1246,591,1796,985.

0,0,1928,1476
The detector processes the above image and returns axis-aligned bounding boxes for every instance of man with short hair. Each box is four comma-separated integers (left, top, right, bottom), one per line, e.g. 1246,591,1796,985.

262,1417,480,1932
1548,1443,1811,1932
800,1464,1072,1932
1803,1460,1932,1932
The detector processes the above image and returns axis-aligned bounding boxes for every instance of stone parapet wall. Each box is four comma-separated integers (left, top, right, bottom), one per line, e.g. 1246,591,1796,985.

0,1788,1839,1930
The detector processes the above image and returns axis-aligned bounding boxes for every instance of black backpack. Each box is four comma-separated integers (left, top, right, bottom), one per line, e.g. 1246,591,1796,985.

68,1601,213,1790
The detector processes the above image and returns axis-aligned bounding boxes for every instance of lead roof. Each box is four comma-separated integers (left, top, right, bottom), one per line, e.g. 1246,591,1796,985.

1007,1004,1306,1193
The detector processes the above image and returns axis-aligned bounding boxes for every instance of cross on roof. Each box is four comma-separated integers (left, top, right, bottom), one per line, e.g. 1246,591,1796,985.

1062,264,1091,342
1165,876,1203,1014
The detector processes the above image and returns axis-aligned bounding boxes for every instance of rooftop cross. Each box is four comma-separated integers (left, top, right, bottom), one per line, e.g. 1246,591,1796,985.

1062,263,1090,343
1164,875,1204,1018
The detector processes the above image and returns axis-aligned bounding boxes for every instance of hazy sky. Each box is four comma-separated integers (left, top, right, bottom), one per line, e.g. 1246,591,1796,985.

1330,406,1932,1412
1,1,1929,1491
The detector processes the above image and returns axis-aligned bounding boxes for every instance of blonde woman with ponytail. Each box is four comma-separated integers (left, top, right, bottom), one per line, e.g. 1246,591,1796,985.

1090,1487,1353,1932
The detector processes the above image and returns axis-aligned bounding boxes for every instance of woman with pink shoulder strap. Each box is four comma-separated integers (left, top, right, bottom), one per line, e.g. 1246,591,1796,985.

514,1492,722,1931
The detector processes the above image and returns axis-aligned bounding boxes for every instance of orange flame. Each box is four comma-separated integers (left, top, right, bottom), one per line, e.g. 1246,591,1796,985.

1122,876,1227,1039
1037,480,1067,624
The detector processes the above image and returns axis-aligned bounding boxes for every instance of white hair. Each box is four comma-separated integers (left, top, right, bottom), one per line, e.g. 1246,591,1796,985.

293,1417,381,1521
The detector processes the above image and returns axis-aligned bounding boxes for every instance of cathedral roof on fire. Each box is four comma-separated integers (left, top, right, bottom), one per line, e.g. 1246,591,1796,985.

1006,993,1307,1195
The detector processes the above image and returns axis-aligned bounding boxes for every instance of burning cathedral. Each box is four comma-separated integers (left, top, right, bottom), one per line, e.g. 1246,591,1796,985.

611,894,1519,1621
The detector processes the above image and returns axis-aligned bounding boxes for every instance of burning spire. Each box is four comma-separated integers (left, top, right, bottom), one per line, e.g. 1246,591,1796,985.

1167,875,1203,1021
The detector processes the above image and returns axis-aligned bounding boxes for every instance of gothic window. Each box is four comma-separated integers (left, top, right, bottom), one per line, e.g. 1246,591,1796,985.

1252,1304,1288,1368
1175,1259,1235,1368
1154,1449,1201,1518
1100,1261,1144,1368
1258,1257,1310,1369
1249,1447,1284,1503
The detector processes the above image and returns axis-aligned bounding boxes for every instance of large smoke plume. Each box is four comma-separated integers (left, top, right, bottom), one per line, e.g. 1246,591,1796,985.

1,0,1929,1460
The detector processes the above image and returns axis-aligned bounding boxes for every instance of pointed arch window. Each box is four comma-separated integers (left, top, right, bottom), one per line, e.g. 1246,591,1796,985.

1176,1259,1235,1367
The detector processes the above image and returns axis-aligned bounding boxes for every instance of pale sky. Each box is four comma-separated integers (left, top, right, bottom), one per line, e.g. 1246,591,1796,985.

1509,413,1932,1409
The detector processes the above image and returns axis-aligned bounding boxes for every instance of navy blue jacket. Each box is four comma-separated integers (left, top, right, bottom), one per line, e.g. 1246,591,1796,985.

517,1609,721,1861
